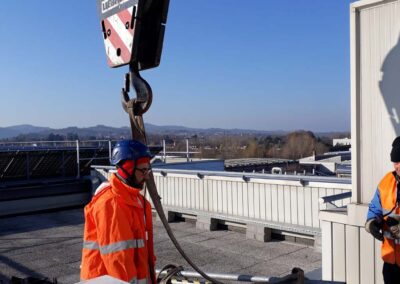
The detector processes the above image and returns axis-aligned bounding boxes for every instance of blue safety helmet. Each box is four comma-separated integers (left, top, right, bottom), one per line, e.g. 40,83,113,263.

110,140,153,166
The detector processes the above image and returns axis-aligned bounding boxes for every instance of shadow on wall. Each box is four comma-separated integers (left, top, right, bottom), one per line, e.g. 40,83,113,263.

380,35,400,135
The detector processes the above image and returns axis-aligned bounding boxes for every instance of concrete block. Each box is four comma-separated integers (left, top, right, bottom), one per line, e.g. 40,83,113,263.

156,210,177,222
196,215,218,231
246,224,272,242
314,234,322,253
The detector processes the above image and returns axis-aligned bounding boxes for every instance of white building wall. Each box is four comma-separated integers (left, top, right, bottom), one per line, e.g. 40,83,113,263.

154,172,350,232
321,1,400,283
320,207,384,284
92,166,351,235
357,0,400,203
332,138,351,146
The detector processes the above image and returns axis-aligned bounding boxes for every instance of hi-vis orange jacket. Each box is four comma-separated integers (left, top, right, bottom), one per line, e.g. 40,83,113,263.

368,171,400,265
80,174,156,283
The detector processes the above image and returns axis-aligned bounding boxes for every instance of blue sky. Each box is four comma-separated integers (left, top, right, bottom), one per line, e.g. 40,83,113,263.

0,1,354,132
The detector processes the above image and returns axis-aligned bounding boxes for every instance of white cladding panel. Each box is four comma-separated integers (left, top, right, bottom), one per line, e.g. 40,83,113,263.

321,221,333,280
154,172,350,231
357,0,400,204
345,225,359,284
332,223,346,282
321,219,384,284
273,0,400,282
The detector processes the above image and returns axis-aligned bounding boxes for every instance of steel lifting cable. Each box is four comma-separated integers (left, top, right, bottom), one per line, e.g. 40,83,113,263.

121,63,224,284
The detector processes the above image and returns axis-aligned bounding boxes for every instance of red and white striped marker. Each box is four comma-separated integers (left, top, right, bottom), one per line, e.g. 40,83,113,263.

97,0,138,68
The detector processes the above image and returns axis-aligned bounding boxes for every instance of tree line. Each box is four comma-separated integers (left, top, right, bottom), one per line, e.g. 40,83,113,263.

148,131,350,160
4,130,350,160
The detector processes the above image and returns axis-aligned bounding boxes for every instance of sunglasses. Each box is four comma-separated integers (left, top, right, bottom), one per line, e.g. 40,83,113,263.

135,167,152,174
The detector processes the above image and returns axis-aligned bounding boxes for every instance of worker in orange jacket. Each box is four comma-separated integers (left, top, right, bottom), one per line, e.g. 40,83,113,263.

81,140,156,284
366,136,400,283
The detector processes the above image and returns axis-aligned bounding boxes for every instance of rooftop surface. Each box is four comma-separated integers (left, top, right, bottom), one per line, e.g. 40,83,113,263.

0,208,322,283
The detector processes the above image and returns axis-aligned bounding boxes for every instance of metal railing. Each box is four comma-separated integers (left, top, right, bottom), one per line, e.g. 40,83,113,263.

0,139,209,180
319,192,352,209
0,139,112,149
93,166,352,235
0,140,112,180
159,139,200,162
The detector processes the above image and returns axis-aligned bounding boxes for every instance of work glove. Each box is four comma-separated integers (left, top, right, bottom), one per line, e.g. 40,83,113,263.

365,218,383,241
387,215,400,239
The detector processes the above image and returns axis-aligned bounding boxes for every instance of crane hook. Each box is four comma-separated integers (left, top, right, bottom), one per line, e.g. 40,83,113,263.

121,63,153,117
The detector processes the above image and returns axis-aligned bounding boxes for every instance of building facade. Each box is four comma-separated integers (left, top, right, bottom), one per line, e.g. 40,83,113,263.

320,1,400,283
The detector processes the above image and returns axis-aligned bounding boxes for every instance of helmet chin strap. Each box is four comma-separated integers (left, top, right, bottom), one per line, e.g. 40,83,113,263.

116,165,144,189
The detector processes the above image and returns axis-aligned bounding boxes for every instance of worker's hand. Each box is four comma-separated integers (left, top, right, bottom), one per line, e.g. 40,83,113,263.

389,224,400,239
387,216,400,239
365,218,383,241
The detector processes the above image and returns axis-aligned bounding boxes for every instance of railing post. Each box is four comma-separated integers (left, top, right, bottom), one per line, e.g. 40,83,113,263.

186,139,189,162
108,140,112,163
62,150,66,177
163,139,166,163
76,140,80,178
26,152,30,181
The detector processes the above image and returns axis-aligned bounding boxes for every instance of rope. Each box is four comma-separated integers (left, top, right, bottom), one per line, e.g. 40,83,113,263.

123,64,224,284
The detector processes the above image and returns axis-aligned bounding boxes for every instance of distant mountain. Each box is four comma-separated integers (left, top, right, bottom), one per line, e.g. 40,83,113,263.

0,124,51,139
144,123,288,136
145,123,197,133
0,124,349,140
49,125,130,138
0,125,132,140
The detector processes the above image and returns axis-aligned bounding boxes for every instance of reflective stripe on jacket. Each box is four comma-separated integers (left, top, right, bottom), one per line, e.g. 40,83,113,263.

80,174,156,283
378,171,400,265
